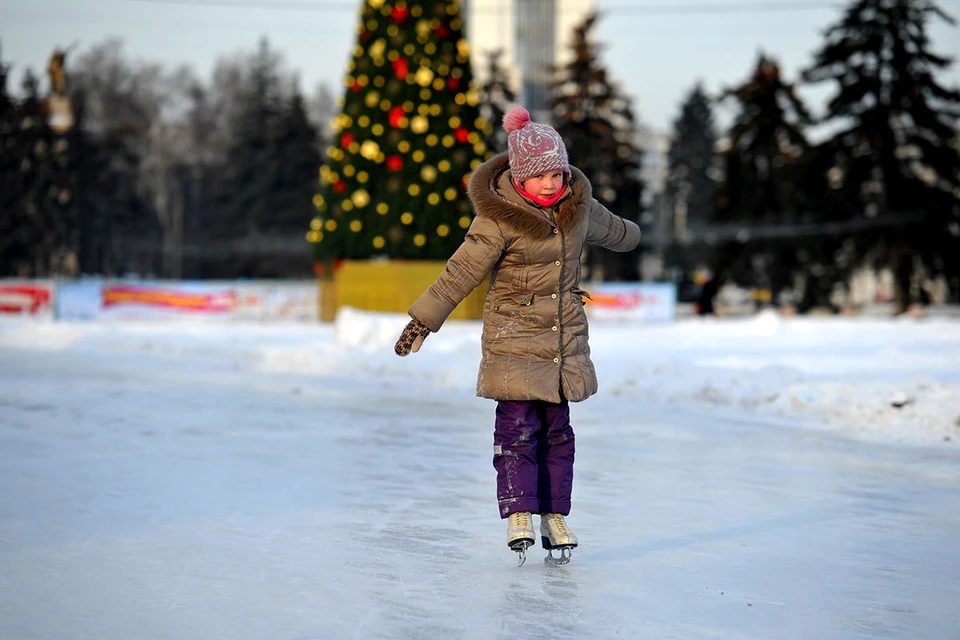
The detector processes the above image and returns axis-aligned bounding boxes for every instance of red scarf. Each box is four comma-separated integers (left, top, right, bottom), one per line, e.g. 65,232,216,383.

512,179,567,207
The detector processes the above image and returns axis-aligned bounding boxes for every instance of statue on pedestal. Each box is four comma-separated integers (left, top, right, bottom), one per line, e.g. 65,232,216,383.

45,44,75,133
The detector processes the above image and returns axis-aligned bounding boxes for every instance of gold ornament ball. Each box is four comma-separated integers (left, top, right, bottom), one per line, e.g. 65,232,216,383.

415,67,435,88
351,189,370,208
411,115,429,134
360,140,381,160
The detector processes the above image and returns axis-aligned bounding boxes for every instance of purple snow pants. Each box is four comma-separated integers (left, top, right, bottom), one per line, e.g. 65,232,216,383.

493,397,575,518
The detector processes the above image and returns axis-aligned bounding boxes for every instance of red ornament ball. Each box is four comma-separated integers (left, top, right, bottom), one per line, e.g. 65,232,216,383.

388,106,405,128
391,57,409,80
386,155,404,172
391,5,408,25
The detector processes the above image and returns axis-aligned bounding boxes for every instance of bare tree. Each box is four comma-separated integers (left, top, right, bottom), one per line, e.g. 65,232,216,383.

307,81,337,144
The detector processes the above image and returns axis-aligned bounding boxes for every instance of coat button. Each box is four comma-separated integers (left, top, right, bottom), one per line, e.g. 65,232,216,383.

553,228,559,234
555,260,561,266
551,293,557,299
553,357,560,363
552,325,558,331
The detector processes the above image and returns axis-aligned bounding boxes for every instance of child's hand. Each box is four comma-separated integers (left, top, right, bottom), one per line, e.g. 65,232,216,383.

395,318,431,356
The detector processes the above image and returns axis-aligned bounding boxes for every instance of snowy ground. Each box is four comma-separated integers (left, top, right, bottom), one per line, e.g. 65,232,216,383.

1,311,958,639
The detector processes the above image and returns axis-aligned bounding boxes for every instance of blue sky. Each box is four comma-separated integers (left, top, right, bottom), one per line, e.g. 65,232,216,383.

2,0,959,131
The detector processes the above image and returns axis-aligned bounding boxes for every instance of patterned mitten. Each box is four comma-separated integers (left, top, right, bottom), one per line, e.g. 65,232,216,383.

395,318,431,357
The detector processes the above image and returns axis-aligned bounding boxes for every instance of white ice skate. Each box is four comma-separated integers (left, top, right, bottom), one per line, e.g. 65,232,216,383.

506,511,535,566
540,513,577,566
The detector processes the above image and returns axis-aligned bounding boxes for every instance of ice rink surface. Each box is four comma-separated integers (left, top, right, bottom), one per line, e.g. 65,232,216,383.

1,312,958,639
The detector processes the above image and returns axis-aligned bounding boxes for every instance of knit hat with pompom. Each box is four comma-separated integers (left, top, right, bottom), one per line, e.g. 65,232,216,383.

502,107,570,185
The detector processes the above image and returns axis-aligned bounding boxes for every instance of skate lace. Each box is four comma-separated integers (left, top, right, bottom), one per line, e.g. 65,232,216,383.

546,514,568,534
513,512,532,529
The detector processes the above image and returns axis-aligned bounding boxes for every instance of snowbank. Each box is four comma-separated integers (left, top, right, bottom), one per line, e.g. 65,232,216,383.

2,308,958,446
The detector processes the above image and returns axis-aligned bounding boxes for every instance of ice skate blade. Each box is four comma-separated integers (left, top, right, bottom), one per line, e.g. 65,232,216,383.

509,540,533,567
544,547,574,566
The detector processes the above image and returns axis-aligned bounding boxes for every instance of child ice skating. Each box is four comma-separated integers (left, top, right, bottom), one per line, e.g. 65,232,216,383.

394,107,641,565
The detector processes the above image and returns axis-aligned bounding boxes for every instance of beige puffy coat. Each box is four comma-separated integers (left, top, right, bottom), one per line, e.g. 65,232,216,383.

409,153,641,403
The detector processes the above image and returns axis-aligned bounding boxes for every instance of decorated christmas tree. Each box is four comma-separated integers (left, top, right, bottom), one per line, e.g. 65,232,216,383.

309,0,493,262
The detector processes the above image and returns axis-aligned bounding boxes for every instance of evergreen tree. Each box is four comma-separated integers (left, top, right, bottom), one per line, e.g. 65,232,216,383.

309,0,491,262
665,83,718,232
258,89,321,276
0,46,24,275
477,49,516,154
549,12,643,281
717,55,811,223
9,71,60,276
803,0,960,310
0,71,38,274
714,54,814,305
270,89,321,235
662,82,718,273
0,68,83,277
215,39,283,243
208,39,325,277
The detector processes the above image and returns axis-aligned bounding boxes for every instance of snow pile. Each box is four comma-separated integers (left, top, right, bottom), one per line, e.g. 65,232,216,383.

588,311,960,445
2,308,958,446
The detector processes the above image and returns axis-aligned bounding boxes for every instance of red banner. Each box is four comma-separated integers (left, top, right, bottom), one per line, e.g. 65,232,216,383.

101,286,236,313
590,291,662,309
0,284,53,315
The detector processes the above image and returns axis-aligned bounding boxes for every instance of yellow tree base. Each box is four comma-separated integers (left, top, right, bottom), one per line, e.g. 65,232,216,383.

317,260,487,322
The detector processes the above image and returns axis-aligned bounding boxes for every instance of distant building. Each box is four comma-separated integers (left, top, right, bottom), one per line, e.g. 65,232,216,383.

635,124,669,215
463,0,596,122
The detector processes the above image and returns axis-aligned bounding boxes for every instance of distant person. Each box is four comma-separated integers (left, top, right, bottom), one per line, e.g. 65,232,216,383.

394,107,640,565
694,267,718,316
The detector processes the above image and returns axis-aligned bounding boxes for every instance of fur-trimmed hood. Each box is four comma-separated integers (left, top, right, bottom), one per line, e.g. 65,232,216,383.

467,152,593,237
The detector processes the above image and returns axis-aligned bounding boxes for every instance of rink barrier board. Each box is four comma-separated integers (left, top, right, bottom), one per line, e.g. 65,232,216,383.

0,281,56,318
582,282,677,322
1,278,677,323
45,280,319,321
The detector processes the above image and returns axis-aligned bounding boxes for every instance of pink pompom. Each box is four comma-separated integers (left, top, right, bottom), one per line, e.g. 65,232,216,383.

503,107,531,133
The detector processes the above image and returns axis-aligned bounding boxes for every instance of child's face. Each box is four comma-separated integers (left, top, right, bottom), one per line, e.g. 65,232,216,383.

521,170,565,198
